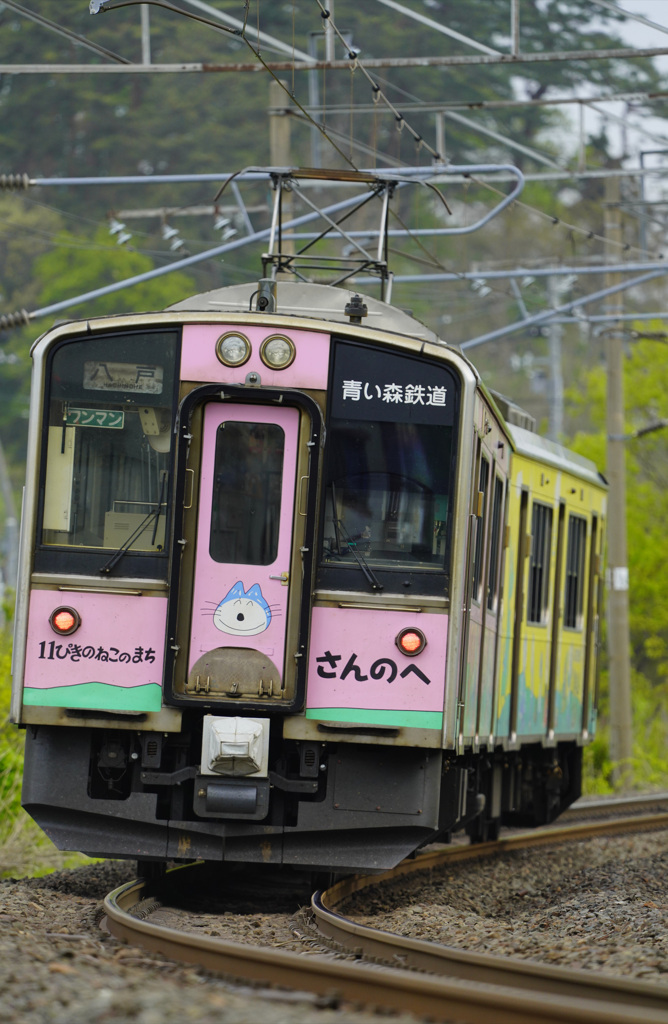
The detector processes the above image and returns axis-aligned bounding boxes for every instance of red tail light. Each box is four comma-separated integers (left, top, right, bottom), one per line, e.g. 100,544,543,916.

396,627,426,656
49,607,81,636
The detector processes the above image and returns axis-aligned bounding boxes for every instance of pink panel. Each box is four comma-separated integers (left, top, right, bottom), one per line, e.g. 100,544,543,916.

24,590,167,689
181,325,330,389
307,607,447,712
188,403,299,674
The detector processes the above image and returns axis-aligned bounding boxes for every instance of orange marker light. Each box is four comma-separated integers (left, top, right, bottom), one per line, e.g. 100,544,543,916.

396,627,426,657
49,606,81,636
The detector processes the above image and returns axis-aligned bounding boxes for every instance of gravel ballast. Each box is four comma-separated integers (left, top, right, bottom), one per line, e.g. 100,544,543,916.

0,828,666,1023
345,829,668,982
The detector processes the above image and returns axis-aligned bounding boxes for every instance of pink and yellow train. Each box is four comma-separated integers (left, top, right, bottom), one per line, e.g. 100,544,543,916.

12,274,606,872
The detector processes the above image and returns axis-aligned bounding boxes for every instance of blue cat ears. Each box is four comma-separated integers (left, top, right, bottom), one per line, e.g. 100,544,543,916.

245,584,267,605
223,581,268,608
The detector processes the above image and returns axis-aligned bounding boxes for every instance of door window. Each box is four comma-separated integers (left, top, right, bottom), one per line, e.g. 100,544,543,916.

209,422,285,565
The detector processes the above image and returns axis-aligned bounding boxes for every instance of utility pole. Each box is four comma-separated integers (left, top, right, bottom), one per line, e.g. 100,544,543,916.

0,438,18,628
324,0,336,62
140,4,151,65
604,174,634,783
546,276,564,441
269,79,293,264
269,80,291,168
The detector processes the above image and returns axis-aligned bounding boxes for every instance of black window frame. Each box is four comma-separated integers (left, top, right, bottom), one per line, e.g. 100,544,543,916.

564,512,587,630
527,500,553,625
472,455,489,605
316,337,461,598
487,474,505,612
33,327,181,580
208,419,286,567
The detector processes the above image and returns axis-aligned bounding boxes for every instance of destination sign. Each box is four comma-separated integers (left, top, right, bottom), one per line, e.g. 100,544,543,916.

83,360,164,394
331,341,457,425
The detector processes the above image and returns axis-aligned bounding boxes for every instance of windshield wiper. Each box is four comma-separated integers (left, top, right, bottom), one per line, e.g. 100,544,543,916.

99,473,167,575
330,484,383,592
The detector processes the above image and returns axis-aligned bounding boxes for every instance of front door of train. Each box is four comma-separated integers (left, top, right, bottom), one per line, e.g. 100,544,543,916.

167,389,320,710
189,400,298,702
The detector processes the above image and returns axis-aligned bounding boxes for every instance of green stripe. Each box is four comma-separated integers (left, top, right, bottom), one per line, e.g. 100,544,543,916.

23,682,162,713
305,707,442,729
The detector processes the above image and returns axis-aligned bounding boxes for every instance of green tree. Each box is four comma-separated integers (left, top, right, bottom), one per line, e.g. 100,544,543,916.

567,327,668,789
32,225,198,317
0,213,197,484
0,1,664,197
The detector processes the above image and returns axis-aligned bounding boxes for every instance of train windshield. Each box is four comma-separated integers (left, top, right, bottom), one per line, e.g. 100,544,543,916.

37,330,178,575
323,421,453,569
321,341,458,580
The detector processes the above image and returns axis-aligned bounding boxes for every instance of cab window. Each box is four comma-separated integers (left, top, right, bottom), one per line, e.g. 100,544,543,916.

37,330,178,577
319,339,459,593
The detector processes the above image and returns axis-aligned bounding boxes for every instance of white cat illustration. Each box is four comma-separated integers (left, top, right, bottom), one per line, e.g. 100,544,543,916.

212,581,272,636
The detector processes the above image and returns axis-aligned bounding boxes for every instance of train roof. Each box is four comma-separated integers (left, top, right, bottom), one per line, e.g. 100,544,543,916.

508,424,607,488
168,281,443,346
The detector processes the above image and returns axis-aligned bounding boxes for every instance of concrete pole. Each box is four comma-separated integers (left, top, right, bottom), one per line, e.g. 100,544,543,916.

547,276,564,441
324,0,336,63
510,0,520,56
0,437,18,628
140,5,151,65
435,112,446,163
604,174,634,784
269,80,294,264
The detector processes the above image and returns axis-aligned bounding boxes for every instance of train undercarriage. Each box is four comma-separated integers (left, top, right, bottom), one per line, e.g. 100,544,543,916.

23,723,582,873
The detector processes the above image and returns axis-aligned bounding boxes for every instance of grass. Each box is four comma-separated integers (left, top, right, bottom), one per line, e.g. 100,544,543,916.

0,622,95,878
582,669,668,796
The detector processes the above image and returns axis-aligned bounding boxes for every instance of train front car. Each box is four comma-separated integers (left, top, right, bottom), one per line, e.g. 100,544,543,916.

12,279,605,873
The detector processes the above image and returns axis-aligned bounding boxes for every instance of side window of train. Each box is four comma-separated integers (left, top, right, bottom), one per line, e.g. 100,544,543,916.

37,330,179,577
486,475,504,612
471,455,489,604
564,513,588,629
527,501,553,625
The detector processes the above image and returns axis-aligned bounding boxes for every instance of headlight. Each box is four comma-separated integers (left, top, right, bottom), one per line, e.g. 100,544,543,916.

216,332,251,367
260,334,295,369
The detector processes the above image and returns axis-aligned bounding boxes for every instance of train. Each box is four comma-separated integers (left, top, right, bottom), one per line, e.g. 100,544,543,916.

11,171,607,874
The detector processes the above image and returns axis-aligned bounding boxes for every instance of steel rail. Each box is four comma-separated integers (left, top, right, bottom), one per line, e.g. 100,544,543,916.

313,814,668,1019
102,813,668,1024
562,791,668,820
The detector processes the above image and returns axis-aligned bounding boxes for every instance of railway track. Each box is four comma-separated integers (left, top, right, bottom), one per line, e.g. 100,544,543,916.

102,809,668,1024
562,791,668,821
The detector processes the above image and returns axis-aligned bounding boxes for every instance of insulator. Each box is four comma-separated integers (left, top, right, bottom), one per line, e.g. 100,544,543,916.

0,174,31,191
0,309,31,330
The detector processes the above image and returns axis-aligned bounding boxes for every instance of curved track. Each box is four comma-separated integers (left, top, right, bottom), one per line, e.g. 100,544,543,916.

103,811,668,1024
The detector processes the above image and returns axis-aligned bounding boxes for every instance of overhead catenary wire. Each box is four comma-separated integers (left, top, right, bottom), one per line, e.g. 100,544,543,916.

353,73,663,264
309,0,442,163
9,3,667,335
11,163,666,325
465,173,660,264
91,0,357,169
317,67,665,270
